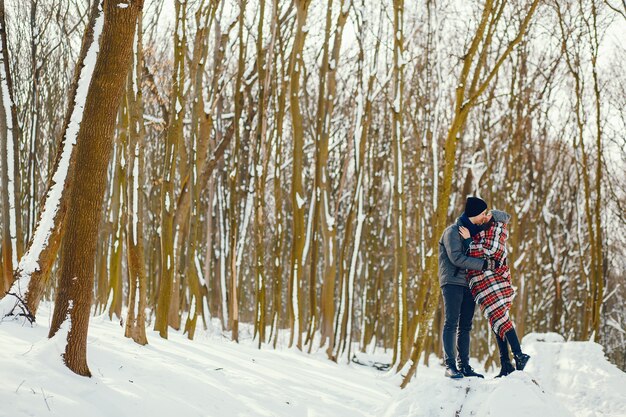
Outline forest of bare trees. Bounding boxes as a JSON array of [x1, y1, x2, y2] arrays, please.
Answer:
[[0, 0, 624, 381]]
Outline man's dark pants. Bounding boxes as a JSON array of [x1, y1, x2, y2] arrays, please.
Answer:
[[442, 284, 476, 368]]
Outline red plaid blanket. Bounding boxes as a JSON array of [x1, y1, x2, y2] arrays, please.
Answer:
[[466, 221, 515, 339]]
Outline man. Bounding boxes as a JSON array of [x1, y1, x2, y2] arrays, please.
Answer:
[[438, 196, 498, 379]]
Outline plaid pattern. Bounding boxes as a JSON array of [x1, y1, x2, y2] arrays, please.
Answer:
[[467, 221, 515, 339]]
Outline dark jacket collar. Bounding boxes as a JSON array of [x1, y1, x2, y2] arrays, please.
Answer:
[[458, 214, 483, 237]]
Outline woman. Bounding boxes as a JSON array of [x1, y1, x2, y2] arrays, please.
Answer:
[[459, 209, 530, 378]]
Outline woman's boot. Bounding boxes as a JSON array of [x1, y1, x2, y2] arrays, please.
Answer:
[[495, 359, 515, 378], [504, 328, 531, 371], [493, 331, 514, 377], [514, 353, 531, 371]]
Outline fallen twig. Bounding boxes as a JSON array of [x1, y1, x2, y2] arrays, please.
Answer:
[[41, 388, 51, 411], [15, 380, 25, 393]]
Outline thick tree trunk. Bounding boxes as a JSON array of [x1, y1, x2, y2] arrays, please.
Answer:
[[48, 0, 143, 377]]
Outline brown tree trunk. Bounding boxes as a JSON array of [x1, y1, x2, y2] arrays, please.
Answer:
[[124, 13, 148, 346], [287, 0, 311, 351], [268, 0, 287, 349], [154, 0, 186, 338], [390, 0, 409, 369], [0, 0, 100, 319], [48, 0, 143, 377], [252, 0, 275, 347], [227, 0, 248, 343], [106, 133, 126, 320], [0, 0, 23, 294], [0, 9, 14, 294], [314, 0, 351, 358]]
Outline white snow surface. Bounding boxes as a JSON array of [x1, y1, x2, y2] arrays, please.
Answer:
[[386, 332, 626, 417], [1, 307, 625, 417]]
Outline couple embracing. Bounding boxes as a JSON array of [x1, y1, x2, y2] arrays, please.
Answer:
[[438, 196, 530, 379]]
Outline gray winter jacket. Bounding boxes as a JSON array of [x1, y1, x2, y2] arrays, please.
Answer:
[[438, 210, 512, 288], [438, 217, 484, 288]]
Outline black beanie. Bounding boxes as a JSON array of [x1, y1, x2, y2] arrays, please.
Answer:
[[464, 197, 487, 217]]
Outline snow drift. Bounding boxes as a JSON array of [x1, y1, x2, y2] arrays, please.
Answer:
[[384, 332, 626, 417]]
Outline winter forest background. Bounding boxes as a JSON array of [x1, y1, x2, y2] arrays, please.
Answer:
[[0, 0, 625, 383]]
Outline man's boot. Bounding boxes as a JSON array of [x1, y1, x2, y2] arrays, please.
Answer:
[[495, 360, 515, 378], [444, 363, 464, 379], [514, 353, 531, 371], [458, 363, 484, 378]]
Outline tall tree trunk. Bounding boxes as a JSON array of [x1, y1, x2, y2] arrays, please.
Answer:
[[154, 0, 186, 339], [253, 0, 275, 347], [106, 133, 126, 319], [124, 13, 148, 345], [48, 0, 144, 377], [25, 0, 41, 243], [391, 0, 409, 369], [0, 0, 20, 294], [310, 0, 334, 355], [0, 0, 100, 319], [181, 1, 218, 340], [588, 0, 604, 342], [228, 0, 248, 343], [315, 0, 354, 358], [555, 0, 604, 341], [287, 0, 311, 351], [269, 0, 287, 348], [333, 5, 378, 361]]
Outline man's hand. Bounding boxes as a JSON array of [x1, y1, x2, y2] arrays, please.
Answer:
[[459, 226, 470, 239]]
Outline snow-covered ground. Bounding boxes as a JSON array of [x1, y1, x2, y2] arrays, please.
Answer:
[[1, 305, 625, 417], [383, 332, 626, 417]]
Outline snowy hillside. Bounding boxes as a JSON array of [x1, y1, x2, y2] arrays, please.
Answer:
[[386, 332, 626, 417], [1, 307, 625, 417]]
